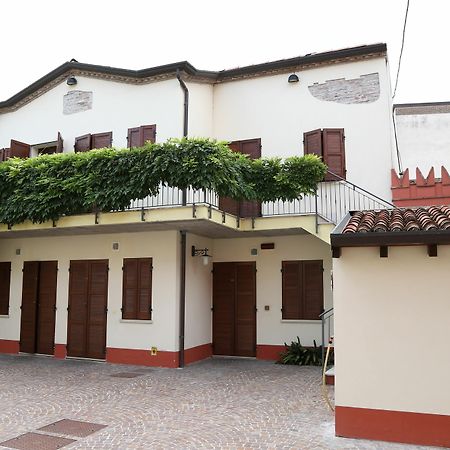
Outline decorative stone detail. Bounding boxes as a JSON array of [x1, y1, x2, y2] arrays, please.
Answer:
[[308, 73, 380, 104], [63, 90, 93, 115]]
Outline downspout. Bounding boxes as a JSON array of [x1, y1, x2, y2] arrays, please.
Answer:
[[176, 69, 189, 368]]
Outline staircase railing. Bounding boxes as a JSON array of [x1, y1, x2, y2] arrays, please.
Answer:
[[263, 170, 395, 226], [319, 307, 334, 366]]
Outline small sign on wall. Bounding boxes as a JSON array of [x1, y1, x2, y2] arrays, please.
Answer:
[[63, 90, 93, 115]]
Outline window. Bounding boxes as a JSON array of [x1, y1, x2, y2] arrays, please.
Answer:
[[127, 125, 156, 148], [74, 131, 112, 152], [0, 262, 11, 315], [304, 128, 346, 180], [282, 260, 323, 320], [218, 138, 262, 218], [122, 258, 153, 320]]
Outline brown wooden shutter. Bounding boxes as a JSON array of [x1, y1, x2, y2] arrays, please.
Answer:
[[127, 127, 140, 148], [56, 132, 64, 153], [10, 139, 30, 158], [20, 261, 40, 353], [74, 134, 91, 152], [0, 148, 8, 162], [303, 129, 323, 158], [0, 262, 11, 315], [141, 125, 156, 144], [122, 258, 152, 320], [238, 139, 262, 218], [323, 128, 346, 180], [219, 141, 242, 216], [91, 131, 112, 149], [219, 139, 262, 218], [137, 258, 152, 320], [282, 261, 301, 320], [302, 260, 324, 320], [282, 260, 323, 320]]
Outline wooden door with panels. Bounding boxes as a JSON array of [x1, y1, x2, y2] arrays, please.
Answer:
[[212, 262, 256, 357], [67, 259, 108, 359], [20, 261, 58, 355], [219, 139, 262, 218]]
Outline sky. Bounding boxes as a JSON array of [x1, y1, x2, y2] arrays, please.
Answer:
[[1, 0, 449, 104]]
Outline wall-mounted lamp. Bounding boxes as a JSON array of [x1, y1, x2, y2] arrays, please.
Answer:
[[288, 73, 299, 83], [191, 245, 212, 266], [66, 76, 77, 86]]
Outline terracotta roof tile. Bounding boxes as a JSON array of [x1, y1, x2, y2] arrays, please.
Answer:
[[343, 206, 450, 234]]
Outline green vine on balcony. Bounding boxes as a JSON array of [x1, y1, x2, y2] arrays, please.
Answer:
[[0, 138, 326, 225]]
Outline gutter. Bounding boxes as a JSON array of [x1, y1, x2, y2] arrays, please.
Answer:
[[176, 69, 189, 368]]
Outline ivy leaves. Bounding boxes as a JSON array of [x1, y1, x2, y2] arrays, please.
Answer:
[[0, 138, 326, 225]]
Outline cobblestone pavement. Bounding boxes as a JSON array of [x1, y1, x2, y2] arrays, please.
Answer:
[[0, 355, 436, 449]]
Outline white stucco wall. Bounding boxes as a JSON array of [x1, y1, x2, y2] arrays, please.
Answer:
[[0, 230, 180, 352], [185, 233, 213, 349], [334, 245, 450, 416], [0, 77, 186, 151], [213, 57, 394, 201], [395, 112, 450, 177], [213, 234, 332, 347]]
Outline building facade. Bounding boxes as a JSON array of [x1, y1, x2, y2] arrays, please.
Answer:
[[0, 43, 395, 367]]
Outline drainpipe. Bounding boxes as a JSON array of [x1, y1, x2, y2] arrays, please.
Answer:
[[176, 69, 189, 368]]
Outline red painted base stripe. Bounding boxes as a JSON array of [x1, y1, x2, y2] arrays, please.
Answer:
[[256, 344, 285, 361], [336, 406, 450, 448], [0, 339, 19, 354], [184, 343, 212, 365], [54, 344, 67, 359], [107, 343, 212, 368]]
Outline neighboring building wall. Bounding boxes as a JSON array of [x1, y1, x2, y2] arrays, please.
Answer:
[[0, 77, 186, 151], [213, 57, 394, 201], [186, 82, 214, 138], [213, 234, 332, 359], [0, 230, 184, 367], [334, 246, 450, 447], [395, 105, 450, 178]]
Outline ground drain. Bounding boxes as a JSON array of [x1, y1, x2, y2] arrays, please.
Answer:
[[0, 432, 75, 450], [38, 419, 107, 438]]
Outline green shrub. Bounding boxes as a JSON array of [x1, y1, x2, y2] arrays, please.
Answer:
[[279, 337, 323, 366], [0, 138, 327, 225]]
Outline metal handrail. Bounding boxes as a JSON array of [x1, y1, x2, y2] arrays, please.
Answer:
[[325, 170, 395, 208], [321, 307, 334, 365]]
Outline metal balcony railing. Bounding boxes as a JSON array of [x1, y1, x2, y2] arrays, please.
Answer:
[[124, 171, 394, 226]]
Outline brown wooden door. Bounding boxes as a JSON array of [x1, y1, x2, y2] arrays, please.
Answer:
[[20, 262, 39, 353], [20, 261, 57, 355], [67, 260, 108, 359], [36, 262, 58, 355], [213, 262, 256, 357]]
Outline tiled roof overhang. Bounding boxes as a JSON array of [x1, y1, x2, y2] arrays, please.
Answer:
[[331, 206, 450, 249], [0, 43, 387, 113]]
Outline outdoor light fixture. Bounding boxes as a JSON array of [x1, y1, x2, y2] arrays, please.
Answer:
[[66, 76, 77, 86], [288, 73, 299, 83], [191, 245, 212, 266]]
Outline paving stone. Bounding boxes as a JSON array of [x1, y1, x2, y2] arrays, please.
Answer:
[[0, 355, 432, 449]]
